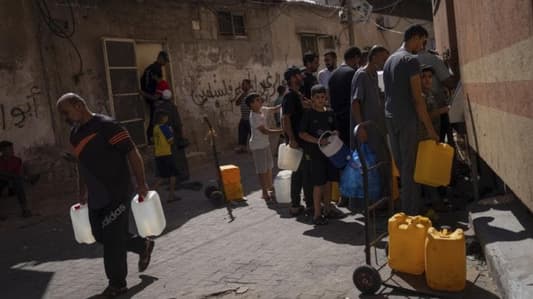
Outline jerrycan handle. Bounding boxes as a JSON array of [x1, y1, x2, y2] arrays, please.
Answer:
[[317, 130, 333, 149]]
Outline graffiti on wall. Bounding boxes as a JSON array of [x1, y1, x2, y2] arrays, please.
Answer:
[[191, 70, 282, 108], [1, 86, 41, 130]]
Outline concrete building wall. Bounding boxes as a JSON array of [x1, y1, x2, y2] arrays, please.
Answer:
[[0, 1, 55, 153], [0, 0, 431, 196], [37, 0, 431, 152], [433, 0, 533, 211]]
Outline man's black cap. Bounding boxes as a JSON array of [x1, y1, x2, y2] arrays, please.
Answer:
[[284, 65, 301, 81]]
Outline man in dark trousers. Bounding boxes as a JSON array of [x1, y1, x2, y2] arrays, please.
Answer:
[[328, 46, 362, 146], [328, 47, 361, 207], [281, 66, 313, 216], [57, 93, 154, 297], [234, 79, 252, 153], [383, 25, 438, 215], [141, 51, 169, 144]]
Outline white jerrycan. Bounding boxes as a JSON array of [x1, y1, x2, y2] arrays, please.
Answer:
[[277, 143, 303, 171], [131, 191, 166, 237], [273, 170, 292, 203], [70, 203, 96, 244]]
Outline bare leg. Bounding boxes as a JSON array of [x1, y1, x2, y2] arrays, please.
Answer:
[[322, 181, 332, 214], [259, 173, 269, 199], [313, 185, 323, 220]]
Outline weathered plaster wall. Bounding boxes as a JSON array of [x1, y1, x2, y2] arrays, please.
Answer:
[[0, 0, 434, 200], [39, 0, 432, 154], [0, 1, 55, 153], [0, 1, 78, 197], [433, 0, 533, 211]]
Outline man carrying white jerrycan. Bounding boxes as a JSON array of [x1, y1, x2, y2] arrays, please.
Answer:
[[57, 93, 155, 298]]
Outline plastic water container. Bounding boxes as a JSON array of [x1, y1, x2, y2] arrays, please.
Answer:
[[131, 191, 166, 238], [70, 203, 96, 244], [425, 228, 466, 291], [414, 140, 455, 187], [318, 131, 351, 169], [223, 182, 244, 201], [331, 181, 340, 202], [277, 144, 303, 171], [388, 213, 432, 275], [274, 170, 292, 203], [219, 164, 241, 185]]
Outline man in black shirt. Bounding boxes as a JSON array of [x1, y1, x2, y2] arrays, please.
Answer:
[[301, 51, 319, 100], [57, 93, 154, 297], [328, 46, 362, 146], [140, 51, 169, 144], [281, 66, 313, 215]]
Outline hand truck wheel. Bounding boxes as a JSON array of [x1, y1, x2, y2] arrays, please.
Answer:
[[205, 185, 223, 200], [353, 265, 382, 295]]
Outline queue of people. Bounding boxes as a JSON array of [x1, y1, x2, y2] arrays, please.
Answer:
[[238, 24, 458, 225]]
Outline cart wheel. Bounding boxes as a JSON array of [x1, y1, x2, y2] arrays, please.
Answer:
[[353, 265, 382, 295], [204, 185, 220, 199]]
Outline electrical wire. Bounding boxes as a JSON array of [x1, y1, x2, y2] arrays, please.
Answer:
[[372, 0, 404, 12], [36, 0, 83, 78], [372, 18, 403, 34]]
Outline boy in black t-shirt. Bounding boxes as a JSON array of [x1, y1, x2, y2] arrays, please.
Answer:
[[299, 85, 339, 225]]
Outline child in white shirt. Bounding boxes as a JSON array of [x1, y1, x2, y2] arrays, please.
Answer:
[[245, 93, 282, 202]]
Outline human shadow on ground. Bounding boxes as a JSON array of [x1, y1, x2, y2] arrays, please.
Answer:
[[0, 151, 255, 299], [85, 274, 158, 299], [302, 219, 366, 246], [358, 271, 500, 299]]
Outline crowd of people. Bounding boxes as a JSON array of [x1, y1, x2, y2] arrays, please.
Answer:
[[0, 23, 459, 296], [239, 24, 459, 225]]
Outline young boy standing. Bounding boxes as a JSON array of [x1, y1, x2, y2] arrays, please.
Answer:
[[299, 85, 339, 225], [245, 93, 282, 201], [153, 110, 181, 202], [419, 65, 449, 140]]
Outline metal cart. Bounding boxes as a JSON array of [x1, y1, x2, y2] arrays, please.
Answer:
[[351, 122, 442, 297], [351, 121, 395, 294], [203, 116, 235, 222]]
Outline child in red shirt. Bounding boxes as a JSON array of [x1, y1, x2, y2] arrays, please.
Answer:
[[0, 140, 38, 218]]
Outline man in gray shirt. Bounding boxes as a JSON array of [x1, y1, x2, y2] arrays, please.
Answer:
[[351, 45, 390, 149], [383, 24, 438, 215]]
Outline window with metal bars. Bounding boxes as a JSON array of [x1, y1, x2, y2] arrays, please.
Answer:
[[217, 11, 247, 37]]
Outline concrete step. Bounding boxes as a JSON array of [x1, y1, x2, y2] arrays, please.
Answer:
[[469, 194, 533, 299]]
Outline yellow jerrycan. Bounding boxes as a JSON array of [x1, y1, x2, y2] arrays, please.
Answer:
[[414, 140, 454, 187], [388, 213, 432, 275], [219, 164, 241, 185], [223, 183, 244, 201], [425, 228, 466, 292]]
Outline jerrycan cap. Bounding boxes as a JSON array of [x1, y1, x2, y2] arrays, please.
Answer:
[[138, 195, 145, 203], [74, 204, 82, 210]]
